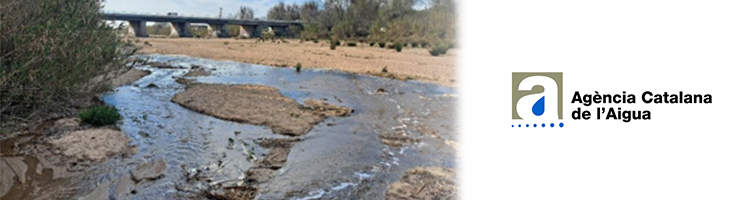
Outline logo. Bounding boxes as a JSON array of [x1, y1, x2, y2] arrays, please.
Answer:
[[512, 72, 563, 120]]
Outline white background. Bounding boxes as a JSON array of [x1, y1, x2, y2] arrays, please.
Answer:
[[460, 0, 750, 199]]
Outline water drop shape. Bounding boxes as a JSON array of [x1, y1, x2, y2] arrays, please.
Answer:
[[532, 96, 545, 116]]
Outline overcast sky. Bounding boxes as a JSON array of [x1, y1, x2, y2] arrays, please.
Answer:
[[103, 0, 309, 18]]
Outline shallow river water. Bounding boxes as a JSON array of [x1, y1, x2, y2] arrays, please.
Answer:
[[1, 54, 456, 200]]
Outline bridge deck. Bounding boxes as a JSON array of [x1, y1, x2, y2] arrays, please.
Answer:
[[102, 13, 302, 26]]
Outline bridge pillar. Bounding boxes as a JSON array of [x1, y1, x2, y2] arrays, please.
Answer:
[[207, 24, 229, 38], [127, 20, 148, 38], [170, 22, 192, 38]]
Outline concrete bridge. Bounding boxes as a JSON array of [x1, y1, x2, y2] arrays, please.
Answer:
[[102, 13, 303, 38]]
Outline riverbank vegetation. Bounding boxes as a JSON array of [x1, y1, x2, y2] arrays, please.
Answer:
[[0, 0, 128, 129], [265, 0, 456, 49]]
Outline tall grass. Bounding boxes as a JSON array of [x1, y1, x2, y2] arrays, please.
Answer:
[[0, 0, 126, 121]]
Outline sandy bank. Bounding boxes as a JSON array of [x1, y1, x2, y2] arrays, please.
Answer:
[[136, 38, 457, 87], [171, 83, 352, 136]]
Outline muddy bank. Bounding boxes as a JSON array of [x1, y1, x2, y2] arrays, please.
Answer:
[[136, 38, 457, 87], [107, 68, 151, 88], [0, 63, 150, 200], [49, 128, 133, 161], [171, 83, 353, 136], [0, 117, 140, 200]]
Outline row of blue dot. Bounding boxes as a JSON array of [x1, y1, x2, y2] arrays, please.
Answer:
[[512, 123, 564, 128]]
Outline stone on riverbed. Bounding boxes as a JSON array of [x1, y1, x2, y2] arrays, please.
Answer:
[[131, 158, 168, 181], [0, 157, 28, 197]]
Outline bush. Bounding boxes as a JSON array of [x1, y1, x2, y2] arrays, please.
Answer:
[[295, 63, 302, 72], [313, 39, 319, 43], [1, 0, 126, 120], [378, 42, 386, 48], [411, 42, 419, 48], [420, 41, 429, 48], [335, 40, 341, 46], [261, 31, 275, 42], [369, 42, 375, 47], [428, 44, 450, 56], [223, 41, 229, 45], [79, 106, 122, 126], [394, 43, 403, 52], [346, 42, 357, 47], [330, 40, 338, 50]]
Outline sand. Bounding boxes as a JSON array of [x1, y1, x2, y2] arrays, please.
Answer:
[[48, 128, 132, 161], [386, 167, 458, 200], [135, 38, 457, 87], [171, 83, 353, 136]]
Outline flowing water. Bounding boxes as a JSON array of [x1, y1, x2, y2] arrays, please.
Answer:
[[0, 54, 457, 200]]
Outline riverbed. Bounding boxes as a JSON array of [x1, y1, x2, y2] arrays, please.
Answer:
[[0, 54, 457, 199]]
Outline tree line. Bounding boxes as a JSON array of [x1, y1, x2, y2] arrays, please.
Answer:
[[238, 0, 456, 45]]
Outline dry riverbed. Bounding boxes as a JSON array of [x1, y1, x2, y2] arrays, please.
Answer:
[[134, 38, 457, 87]]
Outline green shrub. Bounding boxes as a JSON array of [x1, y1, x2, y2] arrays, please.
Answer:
[[429, 48, 440, 56], [428, 44, 449, 56], [295, 63, 302, 72], [335, 40, 341, 46], [378, 42, 386, 48], [330, 40, 338, 50], [346, 42, 357, 47], [369, 42, 375, 47], [79, 106, 122, 126], [411, 42, 419, 48], [0, 0, 126, 120], [313, 39, 319, 43], [394, 43, 403, 52], [261, 31, 275, 42]]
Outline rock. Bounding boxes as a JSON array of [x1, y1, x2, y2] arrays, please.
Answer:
[[131, 159, 167, 181], [146, 83, 159, 88], [258, 148, 289, 169], [0, 157, 27, 197], [1, 157, 27, 184], [113, 175, 136, 198], [79, 181, 111, 200]]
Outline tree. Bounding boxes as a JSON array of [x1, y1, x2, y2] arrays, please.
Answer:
[[300, 1, 321, 23], [267, 2, 301, 21], [237, 6, 254, 20]]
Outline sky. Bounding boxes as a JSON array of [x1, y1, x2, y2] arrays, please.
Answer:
[[102, 0, 310, 18]]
